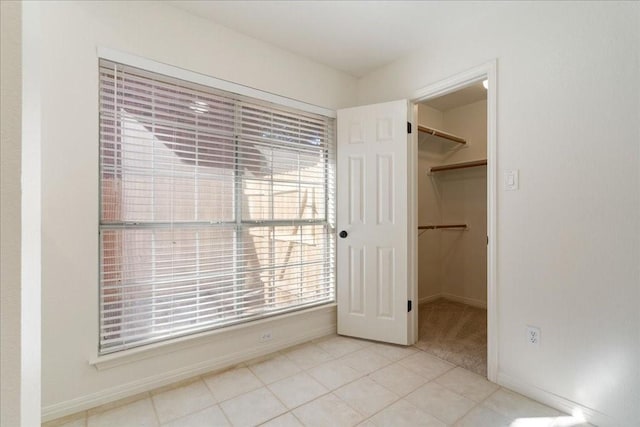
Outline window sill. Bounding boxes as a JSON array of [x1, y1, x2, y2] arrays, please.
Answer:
[[89, 302, 337, 371]]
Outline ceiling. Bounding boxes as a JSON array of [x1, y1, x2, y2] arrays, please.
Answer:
[[421, 81, 487, 112], [168, 1, 493, 77]]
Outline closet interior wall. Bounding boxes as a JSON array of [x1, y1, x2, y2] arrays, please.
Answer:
[[417, 100, 487, 307]]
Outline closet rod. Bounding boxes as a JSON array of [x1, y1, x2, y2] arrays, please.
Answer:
[[418, 125, 467, 145], [430, 159, 487, 173], [418, 224, 467, 230]]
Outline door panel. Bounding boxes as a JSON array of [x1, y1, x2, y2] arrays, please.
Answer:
[[377, 154, 394, 224], [337, 100, 409, 345], [348, 246, 365, 315], [348, 157, 365, 225]]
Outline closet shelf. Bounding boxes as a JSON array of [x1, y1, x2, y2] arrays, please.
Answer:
[[418, 224, 467, 230], [418, 125, 467, 145], [430, 159, 487, 173]]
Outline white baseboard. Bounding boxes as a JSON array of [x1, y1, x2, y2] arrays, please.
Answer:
[[418, 294, 442, 305], [418, 293, 487, 309], [42, 314, 336, 422], [497, 372, 615, 427], [441, 293, 487, 309]]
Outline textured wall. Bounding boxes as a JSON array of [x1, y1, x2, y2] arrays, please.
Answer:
[[1, 1, 23, 425], [359, 3, 640, 425]]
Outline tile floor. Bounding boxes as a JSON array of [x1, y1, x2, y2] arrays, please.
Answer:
[[43, 334, 592, 427]]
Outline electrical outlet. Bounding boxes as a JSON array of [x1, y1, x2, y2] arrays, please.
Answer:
[[260, 331, 273, 342], [526, 326, 540, 346]]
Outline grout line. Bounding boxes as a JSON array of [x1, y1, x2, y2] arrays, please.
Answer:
[[150, 376, 221, 425], [338, 384, 404, 424], [284, 349, 424, 424], [158, 402, 220, 427], [217, 401, 234, 427], [289, 410, 306, 426], [85, 391, 152, 419], [147, 393, 162, 426], [262, 381, 294, 422], [255, 344, 411, 424], [41, 411, 89, 427], [48, 333, 487, 427], [197, 373, 218, 404], [219, 412, 234, 427], [478, 386, 501, 405], [250, 343, 558, 427]]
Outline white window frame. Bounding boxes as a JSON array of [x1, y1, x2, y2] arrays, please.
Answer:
[[96, 48, 337, 357], [98, 48, 336, 119]]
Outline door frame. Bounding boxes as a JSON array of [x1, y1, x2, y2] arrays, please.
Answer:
[[408, 60, 498, 382]]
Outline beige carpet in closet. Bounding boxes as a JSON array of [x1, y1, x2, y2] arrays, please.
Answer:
[[416, 298, 487, 377]]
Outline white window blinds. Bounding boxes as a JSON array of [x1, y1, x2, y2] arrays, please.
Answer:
[[99, 59, 336, 354]]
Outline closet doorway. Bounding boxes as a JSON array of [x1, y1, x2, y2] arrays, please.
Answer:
[[409, 63, 497, 381]]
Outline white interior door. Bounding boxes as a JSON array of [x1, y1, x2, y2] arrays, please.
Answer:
[[336, 100, 410, 345]]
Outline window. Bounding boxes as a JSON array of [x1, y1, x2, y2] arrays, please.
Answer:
[[99, 59, 335, 354]]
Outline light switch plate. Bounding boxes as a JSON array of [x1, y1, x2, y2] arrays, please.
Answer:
[[504, 169, 519, 191]]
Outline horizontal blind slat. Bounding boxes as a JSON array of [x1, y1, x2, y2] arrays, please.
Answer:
[[101, 283, 336, 321], [99, 299, 334, 352]]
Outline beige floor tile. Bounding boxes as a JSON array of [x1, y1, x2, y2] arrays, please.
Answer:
[[405, 382, 475, 424], [42, 412, 87, 427], [203, 367, 263, 402], [59, 421, 85, 427], [292, 393, 363, 427], [219, 387, 286, 427], [369, 399, 446, 427], [68, 321, 585, 427], [307, 359, 363, 390], [160, 405, 230, 427], [334, 377, 398, 417], [368, 342, 417, 362], [507, 415, 591, 427], [282, 342, 334, 370], [547, 416, 594, 427], [434, 366, 498, 402], [87, 398, 158, 427], [315, 335, 367, 358], [249, 354, 302, 384], [453, 405, 510, 427], [87, 392, 151, 417], [267, 372, 328, 409], [152, 379, 215, 423], [43, 418, 86, 427], [368, 362, 429, 396], [482, 388, 562, 420], [339, 348, 393, 375], [259, 412, 303, 427], [398, 351, 454, 380]]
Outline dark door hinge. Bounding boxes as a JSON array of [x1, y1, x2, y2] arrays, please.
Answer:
[[407, 122, 412, 134], [408, 300, 412, 312]]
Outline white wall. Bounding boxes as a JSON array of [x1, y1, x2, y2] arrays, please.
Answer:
[[441, 100, 487, 166], [2, 3, 43, 425], [359, 3, 640, 426], [417, 105, 444, 301], [34, 1, 356, 420], [417, 101, 487, 307], [418, 104, 444, 130], [1, 2, 23, 425], [439, 101, 487, 306]]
